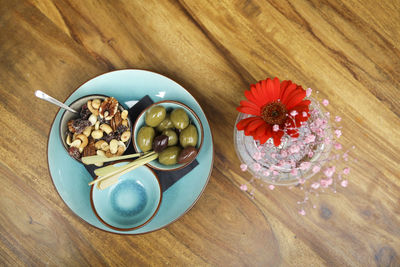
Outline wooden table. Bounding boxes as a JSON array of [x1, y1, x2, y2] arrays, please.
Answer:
[[1, 1, 399, 266]]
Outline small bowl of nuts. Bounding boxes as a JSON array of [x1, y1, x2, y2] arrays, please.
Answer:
[[133, 100, 204, 171], [59, 95, 132, 164]]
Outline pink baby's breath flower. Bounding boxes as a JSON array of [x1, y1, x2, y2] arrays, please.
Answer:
[[240, 184, 248, 191], [334, 143, 342, 150], [253, 152, 262, 160], [320, 179, 329, 188], [300, 162, 311, 170], [306, 88, 312, 97], [289, 145, 300, 154], [252, 163, 261, 171], [343, 167, 350, 175], [299, 209, 306, 216], [335, 116, 342, 122], [298, 178, 305, 184], [272, 124, 279, 132], [280, 150, 288, 157], [335, 129, 342, 138], [305, 134, 316, 144], [268, 184, 275, 190], [272, 170, 279, 176], [290, 168, 298, 176], [263, 170, 270, 176], [324, 166, 336, 178], [308, 151, 314, 158], [311, 182, 320, 189], [312, 165, 321, 173], [240, 164, 248, 171], [322, 99, 329, 106], [302, 111, 308, 117], [341, 180, 348, 187]]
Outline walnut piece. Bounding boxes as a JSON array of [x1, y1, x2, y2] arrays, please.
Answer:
[[99, 97, 118, 120]]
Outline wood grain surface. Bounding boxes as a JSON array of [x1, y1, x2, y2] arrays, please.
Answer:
[[1, 0, 399, 266]]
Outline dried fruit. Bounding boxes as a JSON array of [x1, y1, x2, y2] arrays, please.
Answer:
[[68, 147, 81, 160], [72, 119, 91, 134], [117, 125, 128, 134], [80, 104, 91, 120]]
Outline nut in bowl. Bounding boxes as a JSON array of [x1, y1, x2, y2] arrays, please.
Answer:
[[133, 100, 204, 171], [59, 95, 132, 164]]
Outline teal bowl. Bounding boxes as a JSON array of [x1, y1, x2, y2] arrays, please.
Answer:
[[132, 100, 204, 171], [90, 164, 162, 231]]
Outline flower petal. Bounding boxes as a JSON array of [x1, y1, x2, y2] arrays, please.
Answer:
[[236, 117, 258, 130], [254, 123, 267, 138], [273, 77, 281, 100], [244, 90, 262, 106], [266, 78, 279, 101], [246, 118, 265, 132], [237, 106, 260, 116], [281, 84, 299, 104], [272, 130, 284, 146], [285, 89, 307, 110]]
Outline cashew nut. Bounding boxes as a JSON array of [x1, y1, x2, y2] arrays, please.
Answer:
[[76, 134, 89, 148], [120, 131, 131, 143], [96, 150, 106, 156], [83, 126, 92, 137], [116, 146, 125, 156], [109, 139, 119, 154], [88, 114, 97, 125], [66, 134, 72, 146], [70, 139, 82, 148], [105, 150, 115, 158], [121, 110, 128, 120], [91, 130, 103, 140], [87, 100, 99, 116], [118, 141, 126, 149], [121, 119, 129, 127], [95, 121, 100, 130], [95, 150, 106, 166], [92, 99, 101, 110], [100, 124, 113, 135], [95, 140, 107, 150]]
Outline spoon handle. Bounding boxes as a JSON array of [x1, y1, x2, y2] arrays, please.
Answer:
[[34, 90, 78, 113]]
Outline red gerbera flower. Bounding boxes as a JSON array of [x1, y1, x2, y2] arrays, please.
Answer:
[[236, 77, 311, 146]]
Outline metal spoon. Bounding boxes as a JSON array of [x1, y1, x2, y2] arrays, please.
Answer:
[[34, 90, 78, 114]]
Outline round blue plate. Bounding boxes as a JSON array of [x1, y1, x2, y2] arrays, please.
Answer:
[[47, 69, 214, 234]]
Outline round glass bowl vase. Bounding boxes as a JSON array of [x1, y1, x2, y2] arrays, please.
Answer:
[[233, 99, 332, 186]]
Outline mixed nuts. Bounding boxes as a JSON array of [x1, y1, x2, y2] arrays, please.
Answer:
[[65, 97, 131, 164], [137, 104, 199, 166]]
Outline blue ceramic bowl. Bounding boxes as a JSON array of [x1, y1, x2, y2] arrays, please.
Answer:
[[59, 94, 132, 161], [90, 164, 162, 231], [133, 100, 204, 171]]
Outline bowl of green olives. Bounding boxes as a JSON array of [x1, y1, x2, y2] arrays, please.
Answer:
[[133, 100, 204, 171]]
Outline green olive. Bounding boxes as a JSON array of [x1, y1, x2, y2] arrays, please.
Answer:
[[158, 146, 181, 165], [179, 124, 198, 148], [145, 105, 166, 127], [137, 126, 155, 152], [170, 108, 189, 130], [162, 129, 178, 146], [156, 115, 174, 131]]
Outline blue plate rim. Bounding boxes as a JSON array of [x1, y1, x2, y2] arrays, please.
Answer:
[[46, 68, 214, 235]]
